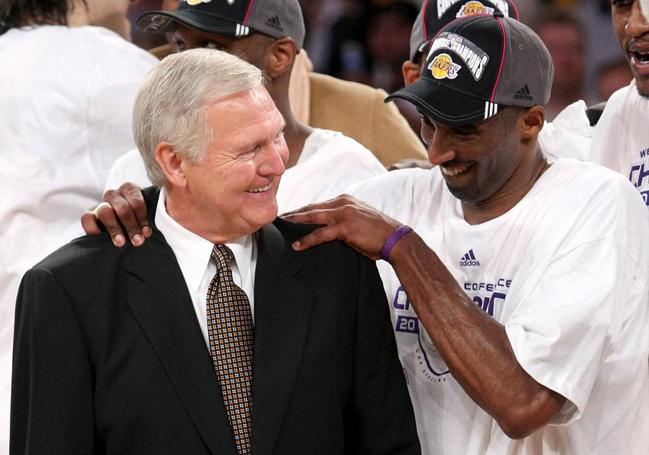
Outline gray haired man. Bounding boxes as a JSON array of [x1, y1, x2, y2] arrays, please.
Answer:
[[10, 49, 420, 455]]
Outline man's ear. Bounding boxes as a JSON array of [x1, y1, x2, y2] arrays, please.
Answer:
[[518, 105, 545, 143], [402, 60, 422, 86], [265, 37, 297, 79], [155, 142, 188, 187]]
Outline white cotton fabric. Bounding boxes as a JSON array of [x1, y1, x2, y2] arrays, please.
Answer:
[[348, 159, 649, 455], [155, 188, 257, 346], [0, 25, 156, 454], [105, 128, 387, 211], [276, 128, 387, 211], [539, 100, 593, 162], [591, 83, 649, 208]]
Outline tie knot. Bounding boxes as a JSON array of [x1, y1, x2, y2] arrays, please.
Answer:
[[211, 244, 234, 272]]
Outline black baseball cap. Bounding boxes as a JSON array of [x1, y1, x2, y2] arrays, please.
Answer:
[[410, 0, 520, 62], [388, 14, 553, 126], [137, 0, 306, 50]]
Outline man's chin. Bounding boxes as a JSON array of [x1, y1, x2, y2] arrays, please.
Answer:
[[632, 75, 649, 99], [446, 182, 480, 204], [637, 84, 649, 99]]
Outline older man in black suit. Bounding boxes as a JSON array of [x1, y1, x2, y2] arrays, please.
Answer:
[[10, 49, 420, 455]]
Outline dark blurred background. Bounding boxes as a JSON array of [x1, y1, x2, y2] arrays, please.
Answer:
[[128, 0, 630, 123]]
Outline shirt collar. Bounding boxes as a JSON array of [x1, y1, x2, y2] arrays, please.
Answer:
[[154, 187, 253, 292]]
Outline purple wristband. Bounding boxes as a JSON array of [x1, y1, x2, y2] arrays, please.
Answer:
[[380, 225, 413, 262]]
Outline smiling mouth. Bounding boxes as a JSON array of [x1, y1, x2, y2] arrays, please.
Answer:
[[247, 183, 272, 193], [440, 163, 473, 177], [631, 51, 649, 65], [628, 41, 649, 66]]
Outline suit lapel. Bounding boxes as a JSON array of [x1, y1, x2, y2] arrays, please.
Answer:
[[124, 192, 237, 455], [251, 222, 312, 455]]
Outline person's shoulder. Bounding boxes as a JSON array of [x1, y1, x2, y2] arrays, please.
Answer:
[[350, 167, 441, 198], [552, 157, 629, 182], [271, 218, 359, 262], [308, 72, 385, 101], [548, 159, 643, 208], [607, 83, 635, 106], [347, 167, 445, 220], [306, 128, 386, 170], [72, 26, 157, 68], [598, 83, 639, 122], [309, 128, 370, 154], [31, 233, 132, 279]]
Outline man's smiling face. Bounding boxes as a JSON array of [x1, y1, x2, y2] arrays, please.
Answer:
[[420, 108, 522, 205], [611, 0, 649, 96]]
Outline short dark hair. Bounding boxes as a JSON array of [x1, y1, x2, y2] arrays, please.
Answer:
[[0, 0, 84, 29]]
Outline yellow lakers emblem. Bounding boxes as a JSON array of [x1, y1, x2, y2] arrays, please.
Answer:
[[429, 53, 462, 80], [457, 1, 495, 17], [185, 0, 214, 5]]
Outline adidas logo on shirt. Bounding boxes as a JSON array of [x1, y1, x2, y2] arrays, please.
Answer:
[[513, 84, 533, 101], [459, 249, 480, 267]]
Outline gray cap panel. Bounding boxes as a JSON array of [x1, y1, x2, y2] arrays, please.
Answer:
[[493, 19, 553, 107], [248, 0, 305, 49]]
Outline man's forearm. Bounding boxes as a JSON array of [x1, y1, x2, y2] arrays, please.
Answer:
[[390, 233, 566, 438]]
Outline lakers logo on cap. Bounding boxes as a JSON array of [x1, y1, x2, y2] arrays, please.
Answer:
[[457, 1, 495, 17], [429, 53, 462, 80], [185, 0, 234, 5]]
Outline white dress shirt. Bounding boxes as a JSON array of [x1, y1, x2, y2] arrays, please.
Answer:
[[155, 188, 257, 349]]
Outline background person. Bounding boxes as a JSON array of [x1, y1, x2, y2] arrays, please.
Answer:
[[590, 0, 649, 208], [0, 1, 156, 452]]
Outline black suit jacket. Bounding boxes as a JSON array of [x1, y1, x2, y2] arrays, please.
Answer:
[[11, 190, 420, 455]]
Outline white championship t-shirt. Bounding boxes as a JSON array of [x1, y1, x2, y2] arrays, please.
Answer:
[[105, 128, 387, 212], [0, 25, 156, 454], [591, 83, 649, 208], [349, 159, 649, 455]]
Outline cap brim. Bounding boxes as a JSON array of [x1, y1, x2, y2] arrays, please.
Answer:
[[386, 78, 492, 127], [136, 9, 239, 35]]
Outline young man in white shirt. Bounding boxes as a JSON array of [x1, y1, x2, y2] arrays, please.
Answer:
[[0, 1, 156, 452], [286, 14, 649, 455], [591, 0, 649, 208]]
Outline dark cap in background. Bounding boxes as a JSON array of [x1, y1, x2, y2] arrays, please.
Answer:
[[409, 0, 520, 62], [389, 14, 553, 126], [137, 0, 306, 50]]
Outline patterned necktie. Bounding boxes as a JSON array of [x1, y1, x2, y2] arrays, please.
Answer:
[[206, 244, 254, 454]]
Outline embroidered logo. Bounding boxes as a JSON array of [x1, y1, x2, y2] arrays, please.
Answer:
[[429, 32, 489, 81], [457, 1, 495, 17], [429, 53, 462, 80], [265, 15, 283, 32], [438, 0, 510, 18], [513, 84, 533, 101], [185, 0, 234, 5], [459, 249, 480, 267]]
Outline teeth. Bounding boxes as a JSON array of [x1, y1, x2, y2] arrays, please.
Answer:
[[633, 52, 649, 64], [248, 184, 271, 193], [441, 163, 471, 176]]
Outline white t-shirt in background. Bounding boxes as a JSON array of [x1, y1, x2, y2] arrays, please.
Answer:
[[591, 83, 649, 208], [105, 128, 387, 212], [349, 159, 649, 455], [277, 128, 386, 211], [0, 25, 156, 455]]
